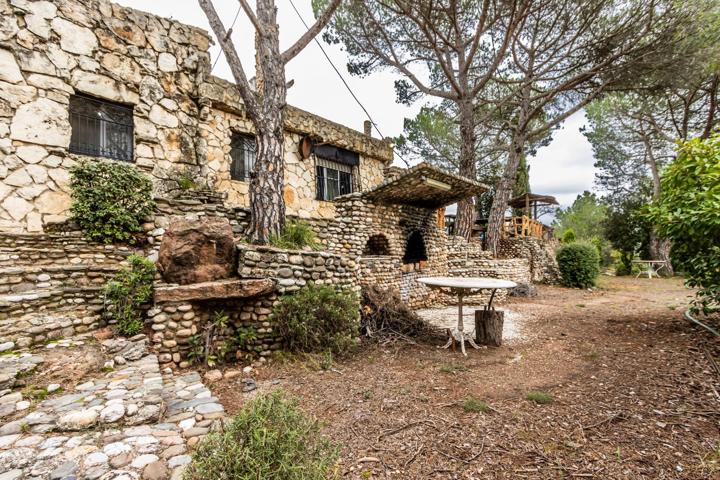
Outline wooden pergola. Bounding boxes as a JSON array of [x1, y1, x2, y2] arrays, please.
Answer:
[[504, 193, 559, 239], [508, 193, 559, 220]]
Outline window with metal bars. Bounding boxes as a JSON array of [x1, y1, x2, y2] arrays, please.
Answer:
[[230, 132, 256, 181], [69, 94, 134, 162], [316, 157, 354, 201]]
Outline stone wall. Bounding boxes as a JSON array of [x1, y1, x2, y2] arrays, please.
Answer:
[[0, 0, 393, 233], [498, 237, 560, 284], [147, 295, 280, 369], [0, 0, 211, 232]]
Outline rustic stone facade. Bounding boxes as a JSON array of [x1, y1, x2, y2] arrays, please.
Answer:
[[498, 237, 560, 284], [0, 0, 392, 233]]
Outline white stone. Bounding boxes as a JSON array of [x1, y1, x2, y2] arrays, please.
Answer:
[[131, 454, 159, 469], [26, 164, 47, 183], [103, 442, 131, 456], [15, 145, 47, 164], [0, 49, 23, 83], [26, 73, 74, 93], [47, 44, 76, 71], [0, 434, 20, 449], [2, 195, 33, 221], [15, 50, 55, 75], [70, 70, 138, 104], [47, 383, 60, 392], [168, 455, 191, 468], [26, 211, 42, 232], [10, 98, 71, 147], [25, 1, 57, 39], [100, 403, 125, 423], [15, 400, 30, 411], [4, 167, 32, 187], [178, 418, 195, 431], [0, 341, 14, 352], [149, 105, 178, 128], [17, 185, 46, 200], [48, 168, 71, 189], [0, 83, 37, 109], [51, 17, 97, 55], [84, 451, 108, 467], [57, 409, 98, 430], [0, 469, 22, 480], [0, 15, 20, 42], [158, 52, 178, 72]]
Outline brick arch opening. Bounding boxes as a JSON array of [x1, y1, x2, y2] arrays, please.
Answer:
[[363, 234, 391, 256], [403, 230, 427, 264]]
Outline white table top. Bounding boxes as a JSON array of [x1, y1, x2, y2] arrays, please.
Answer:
[[418, 276, 517, 290]]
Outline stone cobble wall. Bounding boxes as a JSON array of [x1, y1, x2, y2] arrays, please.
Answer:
[[0, 264, 118, 294], [147, 295, 280, 368], [237, 244, 359, 294], [0, 0, 211, 232], [498, 237, 560, 284]]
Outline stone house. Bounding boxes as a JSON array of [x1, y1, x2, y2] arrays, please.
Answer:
[[0, 0, 393, 233]]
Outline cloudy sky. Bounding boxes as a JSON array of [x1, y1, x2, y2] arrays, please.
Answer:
[[115, 0, 596, 208]]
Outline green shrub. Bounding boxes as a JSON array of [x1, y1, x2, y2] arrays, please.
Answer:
[[70, 160, 155, 244], [104, 254, 156, 336], [556, 242, 600, 288], [184, 390, 339, 480], [462, 397, 490, 413], [647, 135, 720, 315], [561, 228, 576, 244], [269, 220, 319, 250], [271, 284, 359, 354]]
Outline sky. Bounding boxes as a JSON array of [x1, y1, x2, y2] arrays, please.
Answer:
[[115, 0, 597, 209]]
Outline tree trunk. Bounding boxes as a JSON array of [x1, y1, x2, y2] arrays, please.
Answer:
[[475, 309, 504, 347], [486, 140, 523, 255], [645, 147, 673, 275], [247, 0, 287, 244], [454, 98, 477, 240]]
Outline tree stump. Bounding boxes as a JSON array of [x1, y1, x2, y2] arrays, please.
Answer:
[[475, 309, 504, 347]]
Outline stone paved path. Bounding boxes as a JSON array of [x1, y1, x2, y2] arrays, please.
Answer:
[[0, 342, 224, 479]]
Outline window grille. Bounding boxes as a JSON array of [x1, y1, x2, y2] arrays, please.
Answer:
[[316, 157, 354, 201], [230, 133, 257, 181], [69, 94, 134, 162]]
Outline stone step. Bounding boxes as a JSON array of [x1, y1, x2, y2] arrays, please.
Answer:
[[0, 245, 133, 267], [0, 264, 120, 294], [0, 287, 104, 318]]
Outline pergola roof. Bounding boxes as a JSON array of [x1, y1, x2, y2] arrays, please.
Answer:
[[508, 193, 559, 208], [363, 162, 489, 209]]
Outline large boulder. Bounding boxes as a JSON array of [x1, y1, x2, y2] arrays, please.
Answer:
[[158, 217, 236, 285]]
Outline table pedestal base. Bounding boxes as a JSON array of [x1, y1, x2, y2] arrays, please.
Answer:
[[440, 329, 482, 356]]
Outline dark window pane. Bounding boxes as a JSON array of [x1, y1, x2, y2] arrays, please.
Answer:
[[69, 94, 134, 162], [316, 165, 325, 200], [316, 159, 354, 201], [230, 133, 256, 181]]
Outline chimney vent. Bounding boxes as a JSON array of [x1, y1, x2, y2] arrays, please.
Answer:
[[363, 120, 372, 136]]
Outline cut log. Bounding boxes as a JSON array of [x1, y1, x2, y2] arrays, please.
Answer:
[[475, 309, 504, 347]]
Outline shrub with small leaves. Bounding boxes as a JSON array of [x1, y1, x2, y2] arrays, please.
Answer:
[[70, 160, 155, 244], [272, 284, 359, 354], [184, 390, 340, 480], [561, 228, 577, 243], [104, 254, 156, 336], [556, 242, 600, 289], [269, 220, 319, 250]]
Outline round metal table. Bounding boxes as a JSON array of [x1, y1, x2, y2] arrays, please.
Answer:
[[418, 277, 517, 355]]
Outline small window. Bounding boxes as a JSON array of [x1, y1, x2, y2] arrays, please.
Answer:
[[230, 133, 256, 181], [316, 158, 354, 201], [363, 234, 390, 256], [69, 94, 134, 162]]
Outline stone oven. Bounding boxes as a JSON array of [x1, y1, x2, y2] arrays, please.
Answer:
[[402, 230, 427, 271]]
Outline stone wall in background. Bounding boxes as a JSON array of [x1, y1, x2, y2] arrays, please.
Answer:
[[0, 0, 211, 232], [498, 237, 560, 284]]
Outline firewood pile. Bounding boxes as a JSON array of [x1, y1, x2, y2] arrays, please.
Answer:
[[360, 286, 443, 343]]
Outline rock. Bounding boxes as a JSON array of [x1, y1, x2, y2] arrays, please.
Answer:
[[154, 278, 275, 302], [131, 454, 159, 469], [49, 460, 77, 479], [57, 409, 98, 431], [203, 370, 222, 383], [47, 383, 61, 393], [242, 378, 257, 393], [143, 460, 168, 480], [35, 190, 70, 215], [0, 342, 14, 353], [167, 454, 191, 469], [0, 49, 22, 84], [157, 53, 178, 72], [223, 369, 242, 380], [84, 451, 108, 467], [51, 17, 97, 55], [9, 97, 70, 147], [157, 217, 236, 285], [100, 403, 125, 423], [0, 469, 23, 480], [149, 104, 178, 128], [242, 366, 253, 375]]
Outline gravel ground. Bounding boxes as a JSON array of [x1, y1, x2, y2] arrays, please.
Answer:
[[416, 305, 526, 343]]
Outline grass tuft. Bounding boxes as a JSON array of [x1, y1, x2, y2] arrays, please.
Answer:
[[462, 397, 490, 413], [439, 363, 468, 375], [526, 391, 554, 404]]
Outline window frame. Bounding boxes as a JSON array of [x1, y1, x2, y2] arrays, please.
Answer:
[[68, 93, 134, 162], [229, 132, 257, 182], [316, 157, 355, 201]]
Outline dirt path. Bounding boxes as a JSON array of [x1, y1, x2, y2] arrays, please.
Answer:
[[213, 277, 720, 479]]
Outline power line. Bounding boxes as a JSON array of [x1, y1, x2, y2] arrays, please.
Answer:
[[211, 4, 242, 73], [286, 0, 410, 167]]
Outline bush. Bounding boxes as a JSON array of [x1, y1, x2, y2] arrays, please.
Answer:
[[272, 284, 359, 354], [556, 242, 600, 288], [70, 160, 155, 244], [269, 220, 319, 250], [561, 228, 576, 243], [104, 254, 156, 336], [647, 135, 720, 315], [526, 391, 554, 404], [184, 390, 339, 480]]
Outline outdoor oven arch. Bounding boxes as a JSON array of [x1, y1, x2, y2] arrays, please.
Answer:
[[363, 234, 391, 256], [403, 230, 428, 265]]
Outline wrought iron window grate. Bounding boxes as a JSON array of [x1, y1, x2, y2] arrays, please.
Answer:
[[69, 94, 134, 162], [316, 157, 354, 201], [230, 133, 257, 181]]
